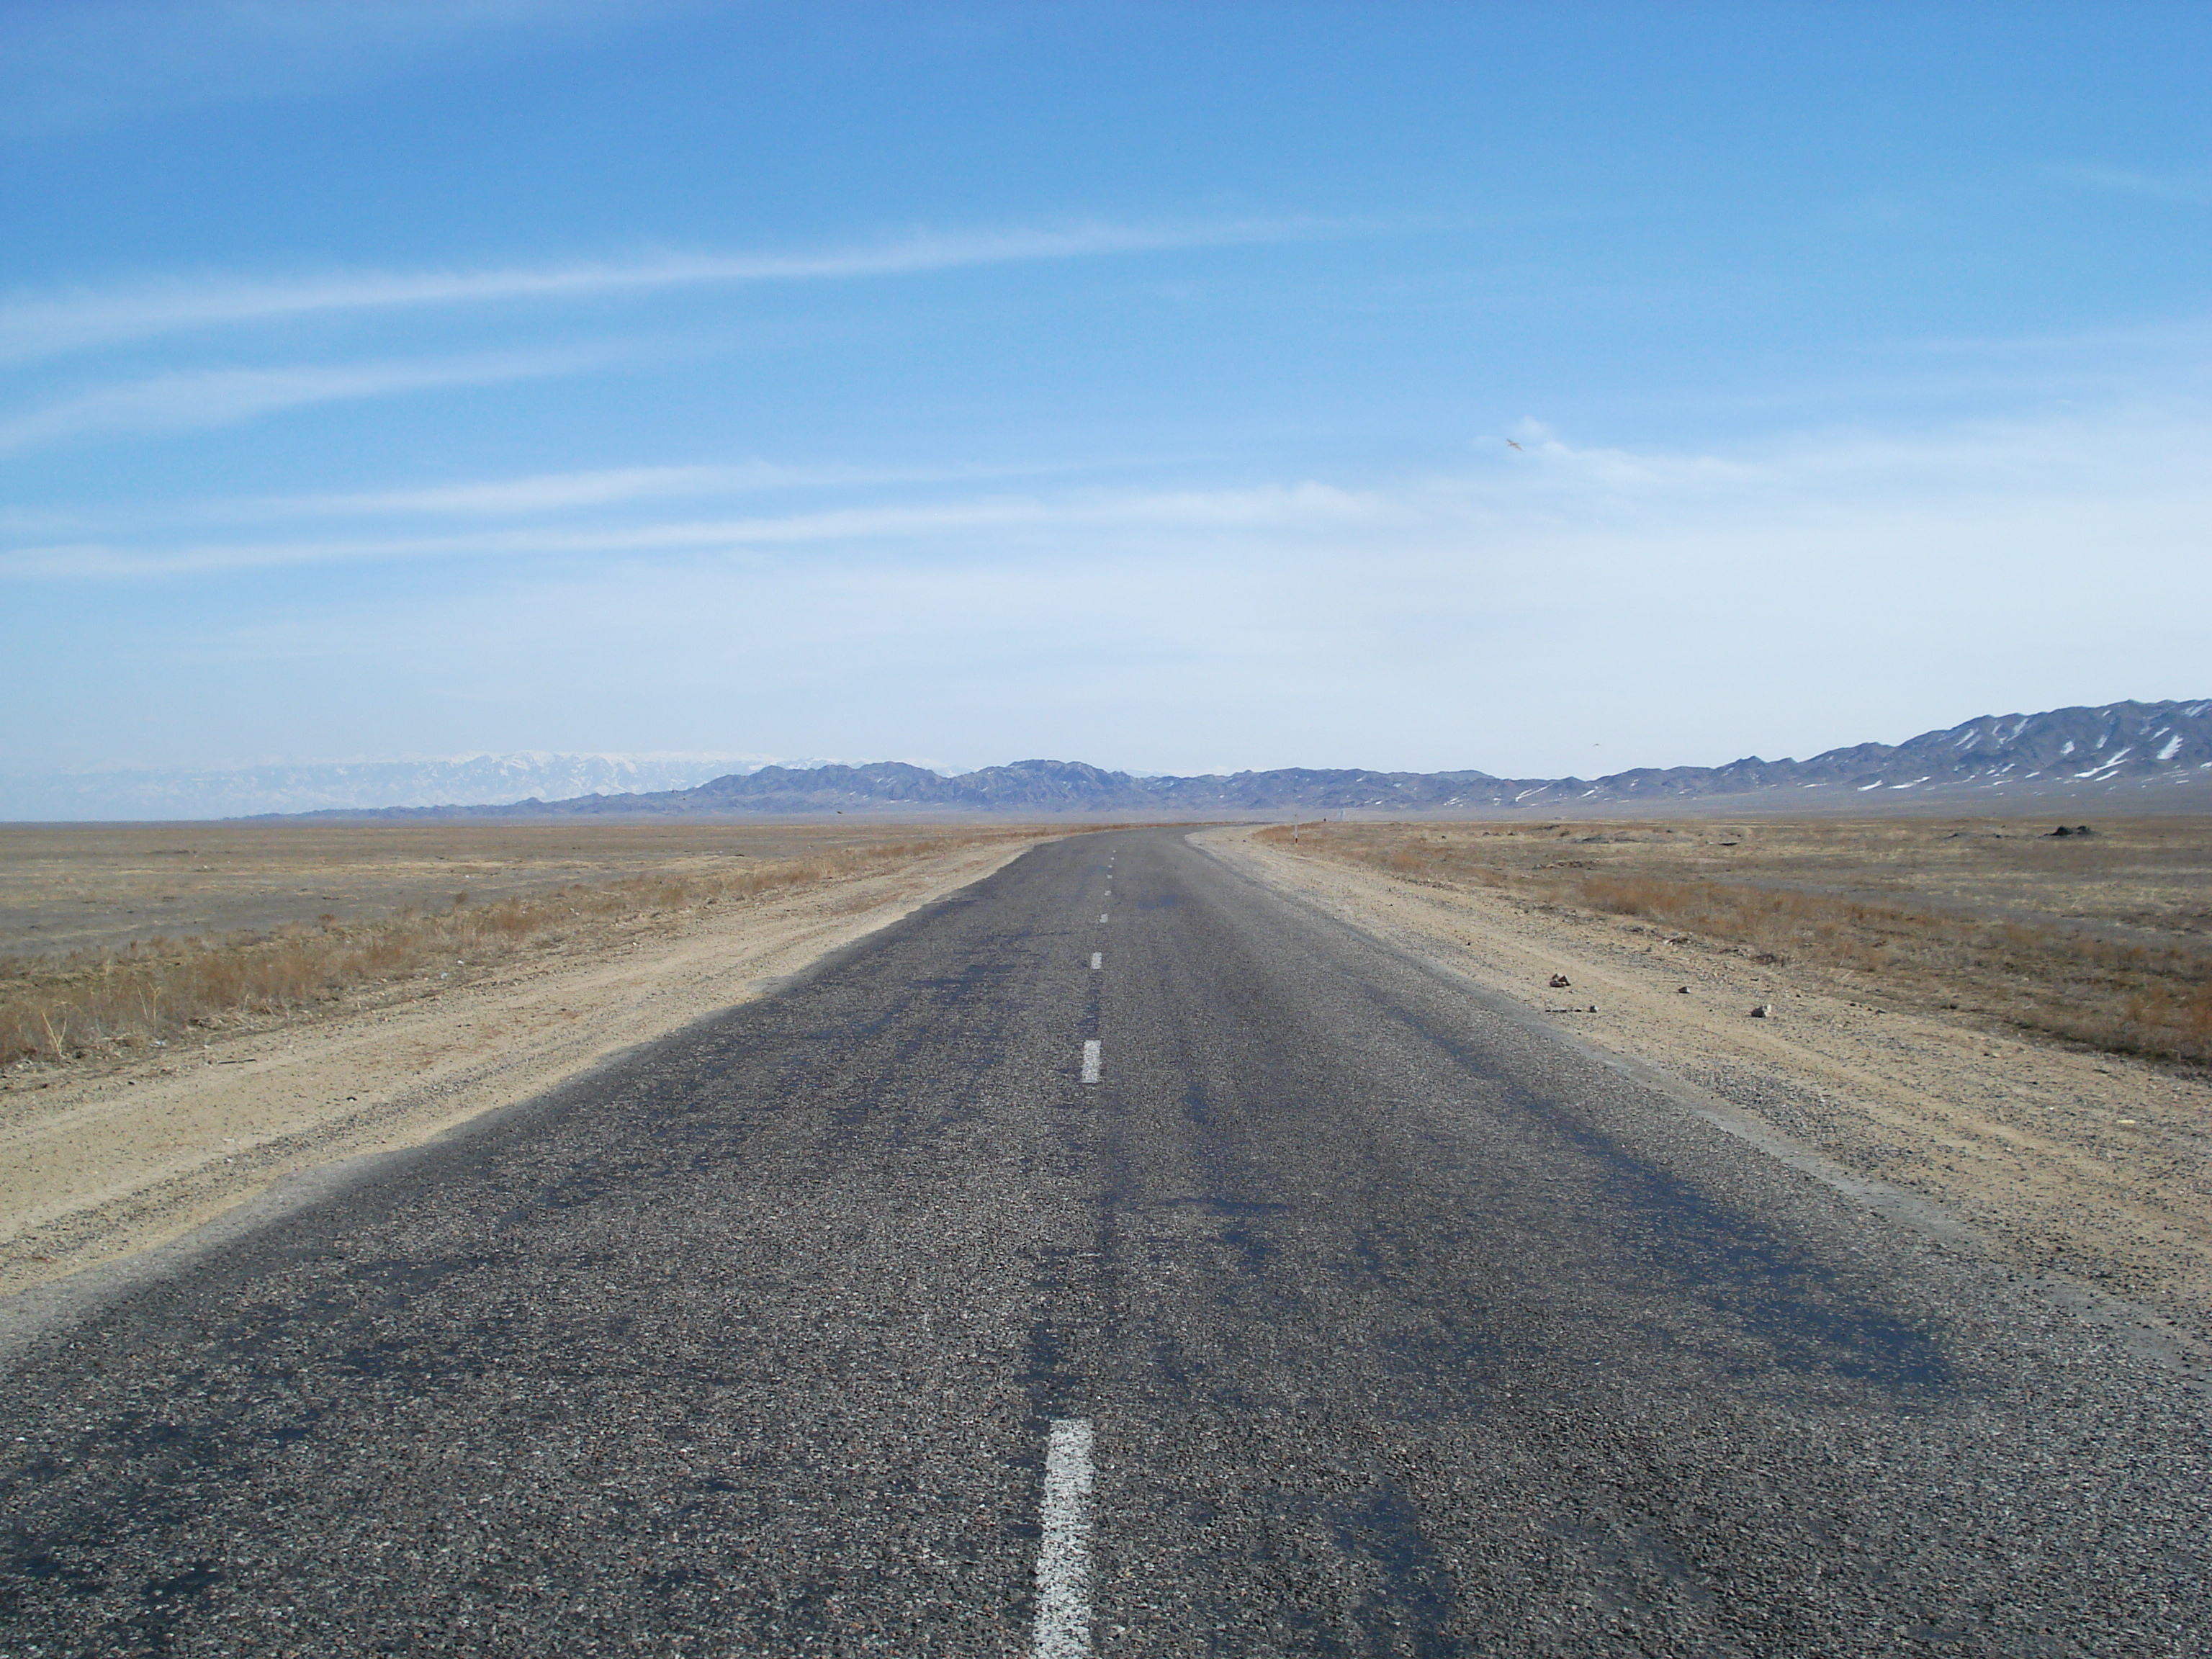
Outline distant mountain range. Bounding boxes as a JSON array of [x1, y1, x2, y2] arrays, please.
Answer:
[[0, 752, 779, 822], [240, 698, 2211, 821]]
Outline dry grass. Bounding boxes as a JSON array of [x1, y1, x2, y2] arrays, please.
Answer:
[[0, 818, 1028, 960], [1260, 817, 2212, 1066], [0, 831, 1051, 1066]]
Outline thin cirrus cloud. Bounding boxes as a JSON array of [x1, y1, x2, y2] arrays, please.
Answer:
[[0, 458, 1133, 538], [12, 400, 2210, 584], [0, 345, 619, 455], [0, 218, 1348, 364], [250, 459, 1091, 518], [0, 483, 1387, 580]]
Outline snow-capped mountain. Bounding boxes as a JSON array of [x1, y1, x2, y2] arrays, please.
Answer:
[[0, 753, 784, 821], [495, 698, 2208, 814], [1516, 698, 2212, 806]]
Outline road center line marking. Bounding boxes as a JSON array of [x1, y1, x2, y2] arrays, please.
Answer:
[[1033, 1419, 1096, 1659], [1098, 913, 1108, 924], [1081, 1040, 1102, 1084], [1090, 953, 1102, 970]]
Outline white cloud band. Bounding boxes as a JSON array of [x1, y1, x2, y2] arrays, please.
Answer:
[[0, 218, 1340, 364], [0, 346, 617, 454]]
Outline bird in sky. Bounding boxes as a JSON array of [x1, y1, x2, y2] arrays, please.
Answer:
[[1506, 439, 1524, 451]]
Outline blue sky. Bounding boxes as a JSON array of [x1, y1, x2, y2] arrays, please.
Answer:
[[4, 1, 2208, 783]]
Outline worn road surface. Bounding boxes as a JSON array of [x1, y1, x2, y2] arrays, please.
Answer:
[[2, 829, 2207, 1655]]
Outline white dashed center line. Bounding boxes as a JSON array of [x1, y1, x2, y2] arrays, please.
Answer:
[[1033, 1419, 1096, 1659], [1080, 1040, 1102, 1084], [1098, 914, 1109, 924], [1090, 953, 1102, 970]]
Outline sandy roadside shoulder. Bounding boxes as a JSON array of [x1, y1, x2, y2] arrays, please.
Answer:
[[1201, 826, 2212, 1354], [0, 836, 1048, 1299]]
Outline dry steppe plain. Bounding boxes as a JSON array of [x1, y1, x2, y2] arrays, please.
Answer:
[[0, 819, 969, 958], [1262, 812, 2212, 1061]]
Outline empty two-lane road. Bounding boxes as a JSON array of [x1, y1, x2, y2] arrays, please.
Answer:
[[2, 829, 2206, 1655]]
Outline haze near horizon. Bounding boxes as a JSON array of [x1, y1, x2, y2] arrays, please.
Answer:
[[5, 2, 2208, 783]]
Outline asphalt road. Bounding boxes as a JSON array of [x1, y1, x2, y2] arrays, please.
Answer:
[[2, 828, 2207, 1656]]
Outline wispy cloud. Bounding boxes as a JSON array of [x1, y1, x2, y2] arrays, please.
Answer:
[[11, 395, 2211, 580], [12, 407, 2208, 779], [0, 346, 616, 454], [0, 219, 1344, 364], [0, 454, 1157, 537], [251, 459, 1074, 518], [0, 483, 1385, 580]]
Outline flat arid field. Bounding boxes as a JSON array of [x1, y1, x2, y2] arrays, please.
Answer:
[[0, 821, 1065, 1298], [0, 819, 986, 959], [1220, 812, 2212, 1346]]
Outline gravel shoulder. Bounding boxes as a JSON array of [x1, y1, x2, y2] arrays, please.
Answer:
[[0, 835, 1045, 1296], [1208, 825, 2212, 1351]]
